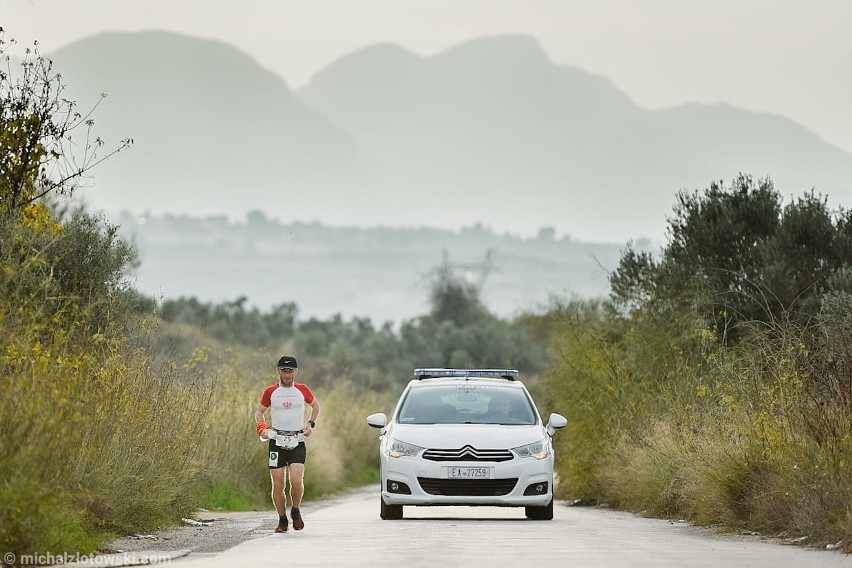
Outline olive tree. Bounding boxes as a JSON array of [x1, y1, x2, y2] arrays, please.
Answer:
[[611, 174, 852, 340]]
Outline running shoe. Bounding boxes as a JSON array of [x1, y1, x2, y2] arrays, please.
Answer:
[[291, 507, 304, 531]]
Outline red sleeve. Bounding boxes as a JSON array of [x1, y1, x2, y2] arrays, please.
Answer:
[[260, 384, 278, 407], [294, 383, 314, 404]]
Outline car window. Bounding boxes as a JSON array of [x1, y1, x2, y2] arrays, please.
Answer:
[[397, 385, 536, 425]]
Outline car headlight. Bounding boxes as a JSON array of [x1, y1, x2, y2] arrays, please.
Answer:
[[387, 439, 424, 458], [512, 439, 549, 460]]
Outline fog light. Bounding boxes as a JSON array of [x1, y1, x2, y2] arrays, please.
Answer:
[[523, 481, 549, 495], [386, 480, 412, 494]]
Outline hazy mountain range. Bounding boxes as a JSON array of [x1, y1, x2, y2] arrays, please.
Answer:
[[49, 31, 852, 244], [38, 30, 852, 321]]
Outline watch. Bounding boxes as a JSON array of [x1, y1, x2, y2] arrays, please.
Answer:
[[308, 420, 316, 428]]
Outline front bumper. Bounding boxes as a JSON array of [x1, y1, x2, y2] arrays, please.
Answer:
[[380, 453, 554, 507]]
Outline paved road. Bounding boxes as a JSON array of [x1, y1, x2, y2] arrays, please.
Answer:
[[171, 487, 849, 568]]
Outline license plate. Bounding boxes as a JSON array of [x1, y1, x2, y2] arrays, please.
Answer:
[[448, 467, 490, 479]]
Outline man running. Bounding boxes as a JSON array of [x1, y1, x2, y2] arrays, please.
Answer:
[[255, 355, 321, 533]]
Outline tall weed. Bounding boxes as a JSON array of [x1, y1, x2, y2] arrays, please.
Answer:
[[1, 211, 213, 554], [176, 339, 394, 511], [547, 294, 851, 548]]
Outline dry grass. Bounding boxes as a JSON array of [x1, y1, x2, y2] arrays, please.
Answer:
[[0, 316, 213, 553], [153, 332, 393, 512], [548, 298, 852, 550]]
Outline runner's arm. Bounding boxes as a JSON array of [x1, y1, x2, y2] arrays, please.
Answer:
[[255, 404, 269, 428], [304, 398, 320, 436]]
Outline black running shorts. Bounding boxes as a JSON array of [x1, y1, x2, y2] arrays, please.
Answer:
[[268, 440, 307, 469]]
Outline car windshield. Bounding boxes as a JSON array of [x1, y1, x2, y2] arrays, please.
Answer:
[[397, 384, 537, 425]]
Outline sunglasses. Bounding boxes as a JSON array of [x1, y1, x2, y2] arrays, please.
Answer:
[[277, 367, 296, 373]]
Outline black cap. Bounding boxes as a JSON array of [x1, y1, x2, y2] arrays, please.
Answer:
[[277, 355, 298, 369]]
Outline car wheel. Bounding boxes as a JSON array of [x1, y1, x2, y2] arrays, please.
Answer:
[[525, 498, 554, 520], [380, 496, 403, 520]]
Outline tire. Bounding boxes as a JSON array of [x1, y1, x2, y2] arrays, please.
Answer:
[[525, 498, 554, 520], [380, 496, 403, 520]]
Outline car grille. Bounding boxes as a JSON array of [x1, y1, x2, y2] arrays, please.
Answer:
[[422, 445, 514, 462], [417, 478, 518, 496]]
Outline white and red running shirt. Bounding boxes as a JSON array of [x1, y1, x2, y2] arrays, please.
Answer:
[[261, 382, 315, 434]]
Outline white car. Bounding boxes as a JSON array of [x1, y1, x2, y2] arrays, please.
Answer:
[[367, 368, 568, 520]]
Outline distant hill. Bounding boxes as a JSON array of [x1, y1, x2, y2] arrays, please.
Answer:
[[299, 35, 709, 242], [299, 34, 852, 240], [118, 212, 627, 324], [47, 31, 852, 244], [49, 31, 364, 219], [653, 103, 852, 192]]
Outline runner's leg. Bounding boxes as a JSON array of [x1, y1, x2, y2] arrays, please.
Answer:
[[289, 463, 305, 507], [270, 467, 287, 515]]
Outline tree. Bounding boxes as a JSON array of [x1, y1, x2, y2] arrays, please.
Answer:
[[759, 191, 846, 316], [611, 174, 852, 340], [428, 265, 486, 326], [0, 32, 131, 217]]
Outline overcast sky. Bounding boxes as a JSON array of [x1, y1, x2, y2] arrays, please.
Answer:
[[3, 0, 852, 156]]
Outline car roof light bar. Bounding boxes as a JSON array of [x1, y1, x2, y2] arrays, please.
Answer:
[[414, 368, 519, 380]]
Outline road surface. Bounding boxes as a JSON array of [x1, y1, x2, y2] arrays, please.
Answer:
[[161, 486, 849, 568]]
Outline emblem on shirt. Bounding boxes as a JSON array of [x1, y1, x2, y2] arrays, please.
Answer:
[[283, 401, 293, 409]]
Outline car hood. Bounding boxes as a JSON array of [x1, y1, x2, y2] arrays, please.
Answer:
[[389, 423, 545, 449]]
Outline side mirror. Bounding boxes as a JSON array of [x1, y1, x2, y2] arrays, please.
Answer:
[[366, 412, 387, 429], [546, 413, 568, 437]]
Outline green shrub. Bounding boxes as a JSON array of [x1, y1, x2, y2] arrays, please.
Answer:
[[546, 291, 852, 548], [1, 210, 214, 555]]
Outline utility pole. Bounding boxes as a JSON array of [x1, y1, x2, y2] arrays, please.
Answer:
[[440, 248, 496, 293]]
